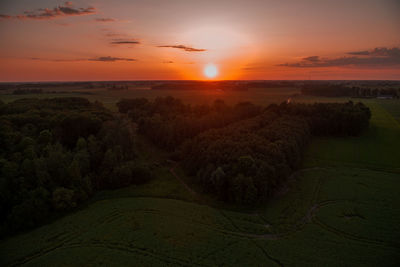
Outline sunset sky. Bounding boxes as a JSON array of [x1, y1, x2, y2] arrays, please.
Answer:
[[0, 0, 399, 81]]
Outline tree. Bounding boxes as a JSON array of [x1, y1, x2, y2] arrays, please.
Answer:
[[76, 137, 87, 151], [211, 167, 226, 189], [52, 187, 76, 211], [232, 174, 257, 204], [38, 129, 52, 145]]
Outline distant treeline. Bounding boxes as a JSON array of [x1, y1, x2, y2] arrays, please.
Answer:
[[118, 97, 371, 204], [301, 83, 400, 98], [0, 82, 98, 90], [11, 89, 94, 95], [12, 89, 43, 95], [239, 81, 301, 89], [107, 84, 129, 91], [118, 97, 261, 149], [152, 81, 247, 91], [0, 98, 152, 237], [151, 81, 304, 91], [0, 81, 156, 91]]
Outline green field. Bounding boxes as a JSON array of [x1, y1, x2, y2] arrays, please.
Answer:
[[0, 94, 399, 266], [0, 87, 298, 110]]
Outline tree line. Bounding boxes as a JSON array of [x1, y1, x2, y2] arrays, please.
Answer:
[[301, 83, 400, 98], [117, 96, 262, 150], [179, 101, 371, 204], [0, 98, 152, 237]]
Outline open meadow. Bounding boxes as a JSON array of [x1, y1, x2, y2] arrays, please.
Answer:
[[0, 89, 399, 266]]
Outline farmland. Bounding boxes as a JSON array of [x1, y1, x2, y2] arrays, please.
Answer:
[[0, 86, 298, 110], [0, 88, 399, 266]]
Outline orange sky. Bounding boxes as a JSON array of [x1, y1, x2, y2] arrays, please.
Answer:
[[0, 0, 399, 81]]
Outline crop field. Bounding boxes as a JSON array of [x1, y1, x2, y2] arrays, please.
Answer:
[[378, 99, 400, 123], [0, 95, 399, 266], [0, 87, 298, 110], [304, 100, 400, 172]]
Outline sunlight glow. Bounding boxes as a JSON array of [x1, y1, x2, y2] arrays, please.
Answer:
[[204, 64, 218, 78]]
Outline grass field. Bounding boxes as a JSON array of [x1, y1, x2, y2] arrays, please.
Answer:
[[379, 99, 400, 123], [0, 87, 298, 111], [0, 93, 399, 266]]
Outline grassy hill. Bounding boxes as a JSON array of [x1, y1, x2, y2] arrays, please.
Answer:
[[1, 98, 399, 266]]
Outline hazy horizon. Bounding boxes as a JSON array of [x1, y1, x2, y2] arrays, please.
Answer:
[[1, 79, 400, 84]]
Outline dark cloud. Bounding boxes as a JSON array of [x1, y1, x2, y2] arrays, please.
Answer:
[[157, 45, 206, 52], [303, 56, 320, 62], [0, 2, 95, 20], [346, 50, 370, 56], [278, 47, 400, 68], [29, 56, 136, 62], [95, 18, 116, 22], [89, 56, 137, 62], [163, 61, 174, 64], [347, 47, 400, 57], [110, 39, 141, 45], [30, 57, 80, 62]]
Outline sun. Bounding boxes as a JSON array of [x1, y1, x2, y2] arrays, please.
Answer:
[[204, 64, 218, 78]]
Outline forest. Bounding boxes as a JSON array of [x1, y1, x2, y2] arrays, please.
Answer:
[[0, 96, 371, 237], [117, 96, 262, 149], [179, 102, 370, 203], [0, 98, 152, 237], [119, 97, 371, 204]]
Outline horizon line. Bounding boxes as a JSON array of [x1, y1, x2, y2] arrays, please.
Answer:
[[1, 79, 400, 83]]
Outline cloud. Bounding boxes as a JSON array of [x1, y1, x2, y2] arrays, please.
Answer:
[[157, 45, 206, 52], [0, 2, 95, 20], [302, 56, 320, 62], [30, 57, 80, 62], [95, 18, 116, 22], [100, 29, 140, 45], [278, 47, 400, 68], [110, 39, 140, 45], [346, 50, 370, 56], [347, 47, 400, 57], [29, 56, 137, 62], [90, 56, 136, 62]]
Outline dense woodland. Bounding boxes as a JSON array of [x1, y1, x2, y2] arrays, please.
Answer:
[[0, 96, 371, 237], [119, 97, 371, 204], [118, 97, 262, 150], [0, 98, 152, 236], [180, 102, 370, 203]]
